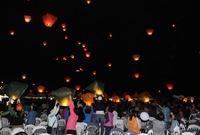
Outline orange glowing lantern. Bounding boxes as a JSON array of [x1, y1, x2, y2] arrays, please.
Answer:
[[109, 33, 113, 38], [37, 85, 45, 93], [172, 23, 176, 28], [86, 0, 91, 4], [83, 47, 88, 51], [82, 43, 86, 48], [85, 51, 91, 57], [42, 13, 58, 27], [61, 23, 66, 29], [134, 72, 140, 78], [9, 30, 15, 35], [166, 83, 174, 90], [133, 54, 140, 61], [146, 28, 154, 35], [108, 62, 112, 67], [70, 54, 75, 59], [112, 95, 120, 103], [43, 41, 47, 46], [75, 85, 81, 91], [24, 15, 31, 23], [16, 104, 23, 111], [78, 41, 81, 45], [64, 35, 68, 39], [63, 56, 67, 61], [65, 76, 71, 82], [81, 92, 94, 106], [92, 71, 96, 75], [183, 97, 188, 102], [22, 74, 26, 79]]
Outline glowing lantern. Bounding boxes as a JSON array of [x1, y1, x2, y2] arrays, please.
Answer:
[[64, 35, 68, 39], [81, 92, 94, 106], [86, 0, 91, 4], [190, 96, 194, 102], [83, 47, 88, 51], [37, 85, 45, 93], [108, 62, 112, 67], [112, 95, 120, 102], [42, 13, 58, 27], [61, 23, 66, 29], [166, 83, 174, 90], [172, 23, 176, 28], [9, 30, 15, 35], [85, 51, 91, 57], [133, 54, 140, 61], [109, 33, 113, 38], [43, 41, 47, 46], [183, 97, 188, 102], [65, 76, 71, 82], [75, 85, 81, 91], [24, 15, 31, 23], [70, 54, 75, 59], [146, 28, 154, 35], [82, 43, 86, 48], [92, 71, 96, 75], [16, 104, 23, 111], [63, 56, 67, 61], [59, 97, 69, 106], [22, 74, 26, 79], [77, 41, 81, 45], [134, 72, 140, 78]]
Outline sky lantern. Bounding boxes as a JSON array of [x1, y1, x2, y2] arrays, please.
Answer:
[[166, 83, 174, 90], [172, 23, 176, 28], [75, 85, 81, 91], [64, 35, 68, 39], [86, 0, 91, 4], [77, 41, 81, 45], [81, 92, 94, 106], [132, 54, 140, 61], [24, 15, 31, 23], [83, 47, 88, 51], [134, 72, 140, 78], [61, 23, 66, 29], [37, 85, 45, 93], [42, 41, 47, 46], [108, 62, 112, 67], [146, 28, 154, 35], [92, 70, 96, 75], [65, 76, 71, 82], [109, 33, 113, 38], [9, 29, 15, 35], [21, 74, 26, 79], [42, 13, 58, 27], [70, 54, 75, 59], [85, 51, 91, 57], [63, 56, 67, 61]]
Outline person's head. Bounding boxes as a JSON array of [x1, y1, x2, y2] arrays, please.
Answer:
[[156, 112, 164, 121], [85, 106, 91, 114], [74, 107, 81, 115]]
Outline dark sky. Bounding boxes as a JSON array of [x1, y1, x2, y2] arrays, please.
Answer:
[[1, 0, 199, 96]]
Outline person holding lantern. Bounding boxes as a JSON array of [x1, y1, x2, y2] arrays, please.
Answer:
[[93, 94, 106, 135]]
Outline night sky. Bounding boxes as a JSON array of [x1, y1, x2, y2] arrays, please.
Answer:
[[1, 0, 199, 96]]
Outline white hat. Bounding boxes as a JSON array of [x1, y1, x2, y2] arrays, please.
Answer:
[[98, 96, 102, 100], [140, 111, 149, 121]]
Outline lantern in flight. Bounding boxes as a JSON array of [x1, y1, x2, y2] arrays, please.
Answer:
[[24, 15, 31, 23], [37, 85, 45, 93], [166, 83, 174, 90], [65, 76, 71, 82], [146, 28, 154, 35], [134, 72, 140, 78], [133, 54, 140, 61], [42, 13, 58, 27], [22, 74, 26, 79]]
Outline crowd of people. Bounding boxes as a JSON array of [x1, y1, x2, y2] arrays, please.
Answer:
[[0, 93, 200, 135]]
